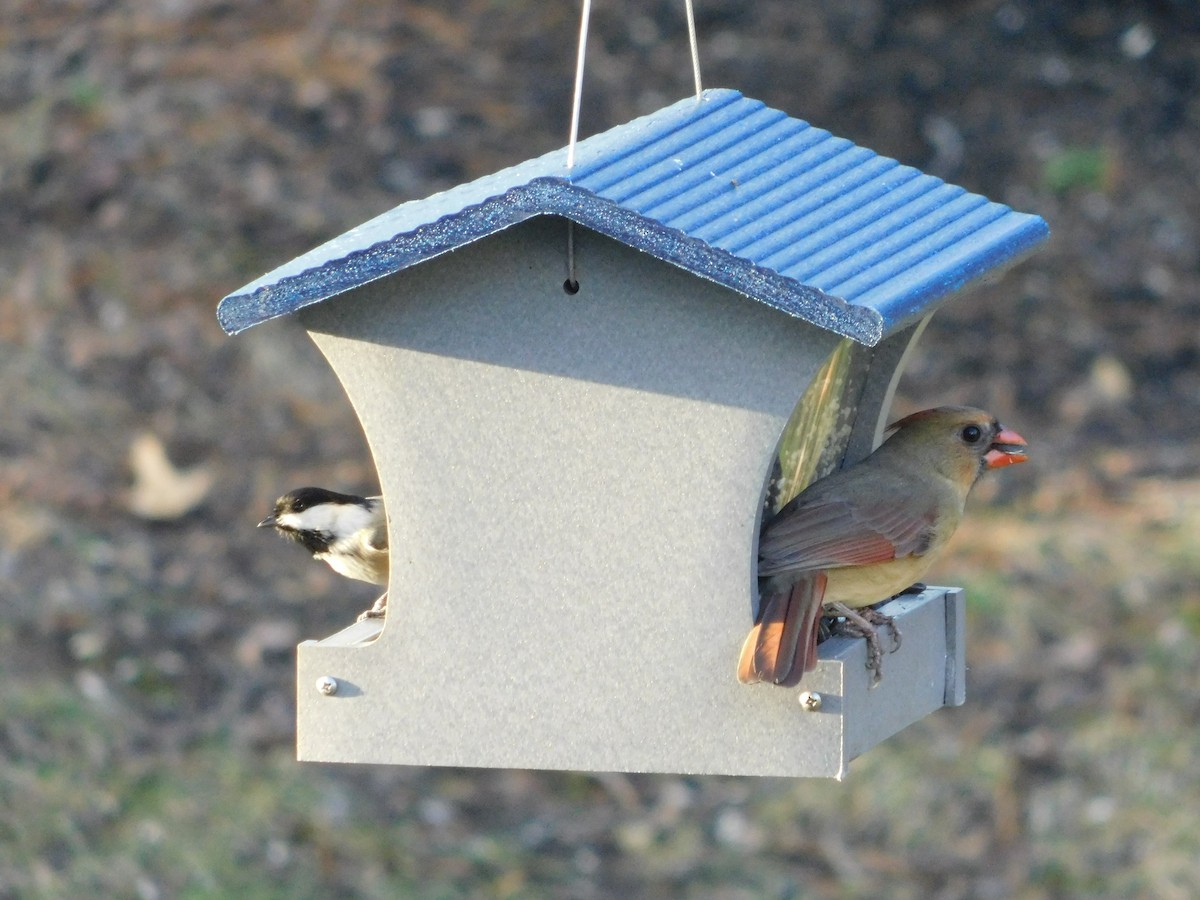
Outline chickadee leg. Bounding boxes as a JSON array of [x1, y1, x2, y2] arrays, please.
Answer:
[[827, 602, 902, 687], [356, 591, 388, 622]]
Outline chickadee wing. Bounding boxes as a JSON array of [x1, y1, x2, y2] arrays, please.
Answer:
[[368, 521, 388, 551], [367, 498, 388, 551]]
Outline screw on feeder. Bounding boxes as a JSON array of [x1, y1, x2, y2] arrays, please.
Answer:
[[797, 690, 822, 712], [316, 675, 339, 696]]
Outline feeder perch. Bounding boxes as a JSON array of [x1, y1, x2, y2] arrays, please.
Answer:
[[219, 89, 1046, 778]]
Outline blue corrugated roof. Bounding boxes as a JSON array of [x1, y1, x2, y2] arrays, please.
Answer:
[[217, 89, 1047, 343]]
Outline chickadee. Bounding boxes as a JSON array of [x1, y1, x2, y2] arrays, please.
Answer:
[[258, 487, 389, 620]]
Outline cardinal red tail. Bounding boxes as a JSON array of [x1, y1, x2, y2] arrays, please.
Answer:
[[737, 574, 827, 686]]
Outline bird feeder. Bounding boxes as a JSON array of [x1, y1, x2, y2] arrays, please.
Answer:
[[218, 89, 1046, 778]]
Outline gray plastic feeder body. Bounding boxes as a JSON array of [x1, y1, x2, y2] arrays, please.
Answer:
[[219, 90, 1045, 777]]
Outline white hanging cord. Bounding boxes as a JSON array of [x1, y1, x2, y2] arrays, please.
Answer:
[[564, 0, 592, 291], [566, 0, 593, 170], [685, 0, 703, 98], [563, 0, 703, 290]]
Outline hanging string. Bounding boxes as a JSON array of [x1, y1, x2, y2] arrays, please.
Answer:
[[566, 0, 593, 171], [685, 0, 703, 98], [563, 0, 705, 292], [564, 222, 579, 293], [563, 0, 592, 292]]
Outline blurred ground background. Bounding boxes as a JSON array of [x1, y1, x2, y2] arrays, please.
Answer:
[[2, 0, 1199, 896]]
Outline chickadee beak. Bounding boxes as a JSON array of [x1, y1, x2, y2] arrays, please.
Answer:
[[983, 427, 1029, 469], [257, 515, 276, 528]]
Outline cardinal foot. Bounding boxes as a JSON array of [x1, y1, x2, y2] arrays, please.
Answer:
[[860, 603, 902, 652], [827, 602, 902, 687]]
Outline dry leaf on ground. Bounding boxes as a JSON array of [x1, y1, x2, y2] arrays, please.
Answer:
[[126, 432, 213, 520]]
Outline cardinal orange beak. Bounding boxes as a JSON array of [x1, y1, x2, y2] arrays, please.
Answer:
[[984, 427, 1028, 469]]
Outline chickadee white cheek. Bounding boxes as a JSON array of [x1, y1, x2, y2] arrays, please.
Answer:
[[283, 503, 375, 537], [273, 511, 305, 532], [325, 503, 377, 536]]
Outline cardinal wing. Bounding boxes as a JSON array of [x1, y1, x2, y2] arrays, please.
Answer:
[[758, 492, 936, 578]]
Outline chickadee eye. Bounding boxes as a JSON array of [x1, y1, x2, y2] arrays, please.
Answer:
[[961, 424, 983, 444]]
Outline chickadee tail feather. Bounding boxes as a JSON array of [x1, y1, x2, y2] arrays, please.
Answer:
[[737, 574, 827, 686]]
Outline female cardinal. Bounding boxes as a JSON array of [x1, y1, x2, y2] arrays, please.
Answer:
[[738, 405, 1028, 687]]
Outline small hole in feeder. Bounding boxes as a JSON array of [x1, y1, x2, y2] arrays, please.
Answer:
[[563, 278, 580, 295]]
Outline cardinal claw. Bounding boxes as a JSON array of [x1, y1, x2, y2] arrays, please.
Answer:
[[828, 602, 901, 688], [861, 604, 903, 652]]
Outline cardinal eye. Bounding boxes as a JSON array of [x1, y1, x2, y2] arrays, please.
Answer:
[[961, 424, 983, 444]]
